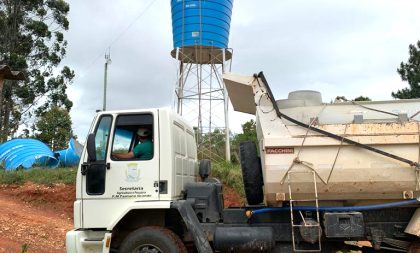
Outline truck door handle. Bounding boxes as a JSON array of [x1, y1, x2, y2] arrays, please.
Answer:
[[81, 162, 110, 175], [81, 163, 89, 175]]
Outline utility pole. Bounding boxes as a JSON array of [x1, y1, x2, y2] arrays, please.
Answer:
[[103, 48, 111, 111]]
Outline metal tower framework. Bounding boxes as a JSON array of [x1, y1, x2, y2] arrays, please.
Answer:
[[172, 46, 233, 161]]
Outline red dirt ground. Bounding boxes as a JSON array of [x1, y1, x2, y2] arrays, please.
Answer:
[[0, 183, 386, 253], [0, 182, 242, 253], [0, 183, 74, 253], [223, 186, 244, 207]]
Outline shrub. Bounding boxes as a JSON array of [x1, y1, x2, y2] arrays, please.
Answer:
[[211, 161, 245, 199], [0, 170, 25, 185]]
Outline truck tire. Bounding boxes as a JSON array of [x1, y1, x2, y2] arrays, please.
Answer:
[[199, 159, 211, 180], [119, 226, 187, 253], [408, 241, 420, 253], [239, 141, 264, 205]]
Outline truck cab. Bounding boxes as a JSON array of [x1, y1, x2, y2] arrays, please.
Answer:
[[66, 108, 199, 252]]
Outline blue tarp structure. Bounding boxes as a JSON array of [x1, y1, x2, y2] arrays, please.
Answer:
[[0, 138, 82, 170], [0, 139, 59, 170], [55, 138, 83, 167]]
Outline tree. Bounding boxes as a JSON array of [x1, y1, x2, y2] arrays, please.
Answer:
[[197, 120, 258, 162], [353, 96, 371, 101], [232, 119, 257, 147], [198, 128, 227, 161], [34, 106, 74, 150], [0, 0, 74, 141], [231, 119, 257, 163], [392, 41, 420, 99]]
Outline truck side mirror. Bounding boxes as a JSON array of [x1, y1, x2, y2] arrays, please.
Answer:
[[86, 133, 97, 162], [199, 159, 211, 181]]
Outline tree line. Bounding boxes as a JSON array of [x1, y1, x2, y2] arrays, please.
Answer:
[[0, 0, 74, 150]]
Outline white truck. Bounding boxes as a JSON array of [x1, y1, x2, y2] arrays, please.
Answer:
[[66, 73, 420, 253]]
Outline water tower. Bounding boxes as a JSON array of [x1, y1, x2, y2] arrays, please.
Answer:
[[170, 0, 234, 161]]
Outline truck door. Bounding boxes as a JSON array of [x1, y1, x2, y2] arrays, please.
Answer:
[[82, 114, 112, 197], [106, 113, 160, 201], [81, 111, 160, 228]]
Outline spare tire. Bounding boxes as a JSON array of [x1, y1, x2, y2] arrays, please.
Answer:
[[199, 159, 211, 180], [239, 141, 264, 205]]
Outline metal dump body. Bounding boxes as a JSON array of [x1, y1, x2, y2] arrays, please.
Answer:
[[224, 73, 420, 206]]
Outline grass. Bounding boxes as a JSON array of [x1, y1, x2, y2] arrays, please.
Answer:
[[0, 167, 77, 186], [21, 243, 29, 253], [0, 161, 244, 196], [211, 161, 245, 199]]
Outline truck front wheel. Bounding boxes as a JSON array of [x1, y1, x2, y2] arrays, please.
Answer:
[[119, 226, 187, 253]]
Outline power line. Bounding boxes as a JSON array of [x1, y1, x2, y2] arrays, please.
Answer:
[[74, 0, 158, 82], [108, 0, 158, 48]]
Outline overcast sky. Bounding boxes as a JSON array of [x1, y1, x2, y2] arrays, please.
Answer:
[[63, 0, 420, 140]]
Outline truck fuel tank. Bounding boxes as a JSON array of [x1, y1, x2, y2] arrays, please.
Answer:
[[213, 226, 275, 252]]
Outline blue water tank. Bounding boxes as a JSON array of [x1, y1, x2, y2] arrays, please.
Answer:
[[55, 139, 81, 167], [171, 0, 233, 49]]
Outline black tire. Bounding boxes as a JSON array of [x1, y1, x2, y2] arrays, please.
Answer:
[[199, 159, 211, 180], [239, 141, 264, 205], [119, 226, 187, 253], [408, 241, 420, 253]]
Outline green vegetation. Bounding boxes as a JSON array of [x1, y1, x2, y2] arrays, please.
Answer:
[[392, 40, 420, 99], [0, 167, 77, 186], [199, 128, 226, 160], [21, 243, 29, 253], [199, 119, 258, 163], [0, 0, 74, 141], [198, 120, 257, 199], [34, 106, 76, 150], [353, 96, 371, 101], [231, 119, 257, 147], [211, 161, 245, 199]]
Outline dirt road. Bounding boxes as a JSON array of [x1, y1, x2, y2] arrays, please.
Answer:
[[0, 182, 243, 253], [0, 183, 74, 253]]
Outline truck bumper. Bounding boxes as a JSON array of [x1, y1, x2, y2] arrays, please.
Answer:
[[66, 229, 112, 253]]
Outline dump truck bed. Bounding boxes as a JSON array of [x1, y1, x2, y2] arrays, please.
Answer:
[[223, 72, 420, 206]]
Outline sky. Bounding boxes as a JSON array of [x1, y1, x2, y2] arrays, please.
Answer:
[[62, 0, 420, 140]]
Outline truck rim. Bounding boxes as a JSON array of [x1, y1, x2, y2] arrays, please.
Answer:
[[136, 244, 163, 253]]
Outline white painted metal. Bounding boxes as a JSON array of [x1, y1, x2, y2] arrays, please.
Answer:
[[223, 73, 420, 206], [103, 49, 111, 111], [278, 100, 420, 125], [80, 109, 160, 228], [222, 50, 231, 162], [405, 207, 420, 237], [71, 108, 198, 230], [173, 47, 233, 161], [66, 230, 109, 253]]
